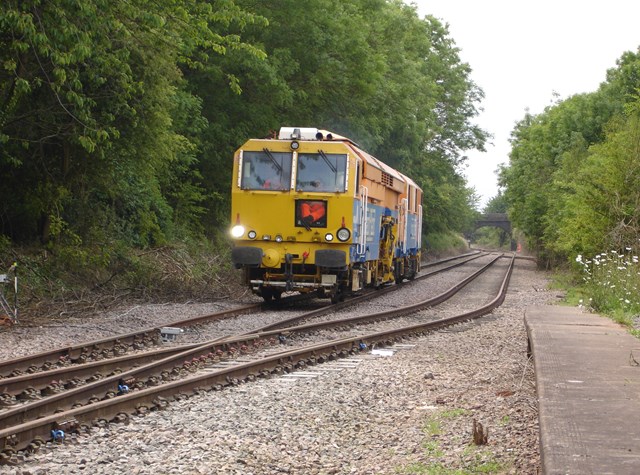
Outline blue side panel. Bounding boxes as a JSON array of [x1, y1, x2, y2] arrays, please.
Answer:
[[393, 212, 421, 259], [365, 204, 383, 260], [349, 200, 398, 263], [406, 213, 420, 254]]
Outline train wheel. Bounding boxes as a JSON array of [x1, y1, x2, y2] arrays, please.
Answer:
[[330, 290, 340, 304], [330, 285, 345, 304], [395, 260, 406, 284], [260, 287, 273, 302], [408, 258, 417, 280]]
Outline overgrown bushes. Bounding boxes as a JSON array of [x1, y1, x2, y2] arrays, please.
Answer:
[[1, 238, 241, 319]]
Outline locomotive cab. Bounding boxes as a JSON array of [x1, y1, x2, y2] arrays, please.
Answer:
[[230, 127, 422, 302]]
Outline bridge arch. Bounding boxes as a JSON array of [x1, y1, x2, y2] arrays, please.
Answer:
[[472, 213, 516, 250], [474, 213, 511, 234]]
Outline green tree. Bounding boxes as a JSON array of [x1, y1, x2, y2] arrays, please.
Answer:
[[483, 191, 508, 214], [0, 0, 263, 246], [500, 47, 640, 265], [191, 0, 487, 236], [556, 104, 640, 255], [1, 0, 488, 253]]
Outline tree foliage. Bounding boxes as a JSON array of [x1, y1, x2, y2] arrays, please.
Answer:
[[483, 191, 508, 214], [1, 0, 487, 257], [0, 0, 264, 245], [191, 0, 487, 234], [499, 47, 640, 266]]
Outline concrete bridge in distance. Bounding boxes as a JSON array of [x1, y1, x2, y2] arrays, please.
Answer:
[[473, 213, 516, 250], [474, 213, 511, 234]]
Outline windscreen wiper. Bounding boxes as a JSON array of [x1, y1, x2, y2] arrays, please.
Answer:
[[263, 148, 282, 173], [318, 149, 336, 173]]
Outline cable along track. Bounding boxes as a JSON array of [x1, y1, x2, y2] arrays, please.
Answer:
[[0, 252, 513, 461]]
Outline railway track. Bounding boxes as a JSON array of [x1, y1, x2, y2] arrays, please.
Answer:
[[0, 251, 487, 403], [0, 251, 484, 383], [0, 251, 510, 463], [0, 252, 489, 409]]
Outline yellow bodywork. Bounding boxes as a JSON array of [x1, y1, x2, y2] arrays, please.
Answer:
[[231, 139, 354, 282], [230, 129, 423, 301]]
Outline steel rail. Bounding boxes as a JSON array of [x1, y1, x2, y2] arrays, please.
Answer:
[[0, 254, 513, 456], [0, 252, 488, 394], [0, 251, 482, 379], [421, 250, 481, 267], [247, 251, 489, 333], [249, 253, 498, 333], [0, 253, 499, 429], [0, 303, 263, 378], [0, 344, 203, 398]]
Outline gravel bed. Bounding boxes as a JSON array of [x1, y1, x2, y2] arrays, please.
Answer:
[[0, 254, 497, 360], [296, 256, 513, 343], [2, 257, 552, 474]]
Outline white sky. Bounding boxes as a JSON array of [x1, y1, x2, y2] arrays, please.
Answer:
[[412, 0, 640, 209]]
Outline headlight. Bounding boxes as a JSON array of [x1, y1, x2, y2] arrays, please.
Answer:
[[291, 140, 300, 150], [231, 225, 245, 238], [247, 230, 257, 239], [324, 233, 334, 242], [275, 235, 283, 243], [337, 228, 351, 242]]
